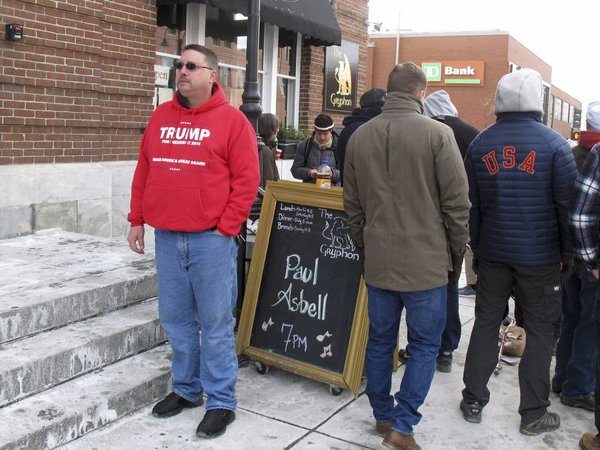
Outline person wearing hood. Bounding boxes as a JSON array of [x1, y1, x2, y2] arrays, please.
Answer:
[[344, 62, 470, 450], [423, 90, 479, 374], [337, 88, 386, 186], [424, 90, 479, 159], [552, 101, 600, 416], [460, 69, 577, 436], [127, 44, 260, 439]]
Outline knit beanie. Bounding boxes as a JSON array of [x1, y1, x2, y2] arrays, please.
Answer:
[[495, 68, 543, 115], [586, 101, 600, 131], [360, 88, 387, 108], [314, 114, 334, 131]]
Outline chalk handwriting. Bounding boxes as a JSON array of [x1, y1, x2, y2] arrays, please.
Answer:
[[284, 254, 319, 285], [281, 323, 308, 352], [271, 283, 328, 321]]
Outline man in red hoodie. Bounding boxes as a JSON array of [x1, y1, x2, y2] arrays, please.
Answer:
[[127, 44, 260, 439]]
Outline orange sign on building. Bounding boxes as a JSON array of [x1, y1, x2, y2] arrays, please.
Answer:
[[422, 60, 485, 86]]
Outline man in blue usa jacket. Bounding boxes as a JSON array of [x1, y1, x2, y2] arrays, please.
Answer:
[[459, 68, 577, 436]]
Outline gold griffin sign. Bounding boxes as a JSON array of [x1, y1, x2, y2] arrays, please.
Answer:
[[324, 41, 359, 113]]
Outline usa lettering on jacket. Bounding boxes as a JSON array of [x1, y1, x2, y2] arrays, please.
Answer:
[[482, 146, 536, 175]]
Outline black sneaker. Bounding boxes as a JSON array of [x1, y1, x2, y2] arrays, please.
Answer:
[[561, 395, 594, 412], [398, 348, 410, 363], [520, 410, 560, 436], [551, 380, 562, 394], [460, 399, 483, 423], [196, 409, 236, 438], [152, 392, 204, 418], [436, 351, 453, 373], [458, 285, 476, 296]]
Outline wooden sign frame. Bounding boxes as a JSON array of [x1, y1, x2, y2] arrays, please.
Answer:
[[236, 181, 368, 397]]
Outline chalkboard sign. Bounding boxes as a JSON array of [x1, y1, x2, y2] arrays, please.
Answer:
[[236, 181, 368, 396]]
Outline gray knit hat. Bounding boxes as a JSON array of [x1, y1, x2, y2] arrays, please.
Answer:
[[586, 101, 600, 131]]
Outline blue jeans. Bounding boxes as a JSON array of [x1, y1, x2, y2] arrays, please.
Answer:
[[365, 284, 447, 435], [553, 267, 597, 399], [440, 281, 461, 353], [155, 229, 239, 411]]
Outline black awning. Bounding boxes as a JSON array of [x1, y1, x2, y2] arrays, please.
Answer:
[[156, 0, 342, 46]]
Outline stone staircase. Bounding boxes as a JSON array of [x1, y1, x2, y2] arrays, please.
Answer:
[[0, 229, 170, 450]]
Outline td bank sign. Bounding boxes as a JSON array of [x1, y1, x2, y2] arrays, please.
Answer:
[[422, 61, 485, 86]]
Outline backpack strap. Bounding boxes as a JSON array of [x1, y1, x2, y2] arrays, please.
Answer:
[[301, 135, 314, 167]]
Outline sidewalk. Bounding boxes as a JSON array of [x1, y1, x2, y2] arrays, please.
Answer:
[[60, 282, 593, 449]]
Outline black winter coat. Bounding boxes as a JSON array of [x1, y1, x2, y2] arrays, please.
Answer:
[[337, 105, 383, 185]]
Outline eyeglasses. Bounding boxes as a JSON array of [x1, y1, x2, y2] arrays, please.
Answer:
[[174, 62, 215, 72]]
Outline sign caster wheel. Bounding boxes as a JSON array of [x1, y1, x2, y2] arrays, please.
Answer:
[[256, 361, 270, 375], [329, 385, 343, 396]]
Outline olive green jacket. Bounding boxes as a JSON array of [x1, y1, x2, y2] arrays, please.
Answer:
[[343, 92, 470, 291]]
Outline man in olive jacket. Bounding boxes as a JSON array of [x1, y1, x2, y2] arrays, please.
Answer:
[[343, 62, 470, 450]]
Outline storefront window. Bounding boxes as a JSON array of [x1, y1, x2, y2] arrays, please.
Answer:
[[154, 27, 181, 108], [275, 39, 299, 127], [562, 102, 570, 122], [276, 77, 293, 125], [542, 85, 550, 125], [218, 64, 263, 108], [153, 5, 299, 123], [554, 98, 562, 123], [569, 105, 575, 124]]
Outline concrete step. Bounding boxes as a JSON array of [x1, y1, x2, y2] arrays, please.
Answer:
[[0, 264, 157, 345], [0, 344, 171, 450], [0, 229, 156, 344], [0, 299, 165, 408], [0, 229, 157, 345]]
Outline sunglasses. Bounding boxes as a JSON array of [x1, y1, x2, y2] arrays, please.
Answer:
[[174, 62, 215, 72]]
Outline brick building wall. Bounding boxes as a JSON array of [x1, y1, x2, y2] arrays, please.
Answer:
[[0, 0, 156, 165], [0, 0, 369, 240], [299, 0, 369, 131], [367, 32, 579, 134]]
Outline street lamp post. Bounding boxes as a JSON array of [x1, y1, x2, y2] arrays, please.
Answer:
[[240, 0, 262, 132], [237, 0, 262, 328]]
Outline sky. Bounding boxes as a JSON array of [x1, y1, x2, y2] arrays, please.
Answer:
[[368, 0, 600, 128]]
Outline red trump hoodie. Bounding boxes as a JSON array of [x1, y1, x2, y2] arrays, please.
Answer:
[[128, 82, 260, 237]]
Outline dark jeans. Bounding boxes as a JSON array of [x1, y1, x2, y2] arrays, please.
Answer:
[[553, 267, 597, 399], [440, 281, 461, 353], [462, 258, 561, 424]]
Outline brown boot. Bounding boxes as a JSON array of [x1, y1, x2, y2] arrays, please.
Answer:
[[580, 432, 600, 449], [375, 420, 392, 437], [383, 430, 421, 450]]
